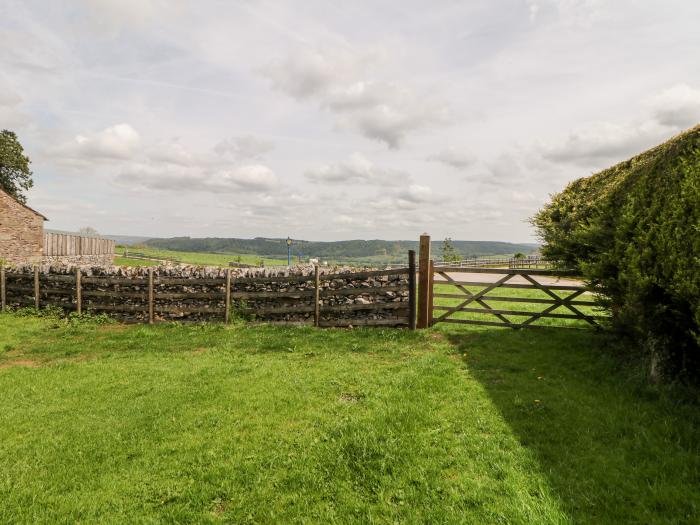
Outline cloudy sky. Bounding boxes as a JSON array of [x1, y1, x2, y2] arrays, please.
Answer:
[[2, 0, 700, 242]]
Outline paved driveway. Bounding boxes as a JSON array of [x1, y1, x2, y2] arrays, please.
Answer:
[[432, 269, 585, 287]]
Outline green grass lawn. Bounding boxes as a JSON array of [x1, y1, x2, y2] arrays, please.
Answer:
[[1, 312, 698, 524], [113, 255, 159, 267], [115, 246, 288, 267]]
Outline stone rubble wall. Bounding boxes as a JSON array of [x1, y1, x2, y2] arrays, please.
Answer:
[[41, 254, 115, 266], [2, 263, 412, 326]]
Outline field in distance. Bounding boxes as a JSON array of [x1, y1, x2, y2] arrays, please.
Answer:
[[114, 246, 288, 267], [140, 236, 539, 264]]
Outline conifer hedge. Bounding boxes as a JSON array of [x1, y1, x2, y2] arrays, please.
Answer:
[[533, 125, 700, 378]]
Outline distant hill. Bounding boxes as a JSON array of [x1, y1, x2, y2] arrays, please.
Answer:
[[103, 234, 155, 245], [141, 236, 538, 260]]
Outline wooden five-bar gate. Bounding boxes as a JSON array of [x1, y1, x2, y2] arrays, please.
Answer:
[[417, 234, 604, 329]]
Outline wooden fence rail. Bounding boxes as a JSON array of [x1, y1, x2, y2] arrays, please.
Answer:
[[0, 254, 417, 329], [432, 255, 555, 269], [414, 235, 605, 330], [428, 265, 603, 329]]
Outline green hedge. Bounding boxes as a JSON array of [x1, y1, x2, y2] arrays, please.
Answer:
[[533, 125, 700, 378]]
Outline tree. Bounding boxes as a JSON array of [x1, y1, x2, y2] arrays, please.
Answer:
[[513, 252, 526, 259], [0, 130, 33, 204], [441, 237, 461, 262], [79, 226, 100, 236]]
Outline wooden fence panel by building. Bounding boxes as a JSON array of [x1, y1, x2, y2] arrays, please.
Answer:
[[43, 233, 115, 257]]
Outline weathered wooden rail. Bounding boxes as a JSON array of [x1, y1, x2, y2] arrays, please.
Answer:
[[0, 256, 417, 329], [413, 234, 605, 330], [433, 255, 554, 269], [429, 266, 603, 329]]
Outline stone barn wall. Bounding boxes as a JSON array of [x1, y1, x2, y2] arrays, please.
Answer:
[[0, 189, 45, 265]]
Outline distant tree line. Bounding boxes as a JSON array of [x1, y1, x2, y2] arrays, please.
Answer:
[[144, 237, 538, 260]]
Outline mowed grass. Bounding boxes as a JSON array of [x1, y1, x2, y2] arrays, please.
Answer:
[[115, 246, 288, 267], [113, 255, 159, 267], [1, 313, 699, 524]]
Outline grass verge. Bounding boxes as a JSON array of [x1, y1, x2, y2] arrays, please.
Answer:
[[115, 246, 287, 267], [0, 312, 698, 524]]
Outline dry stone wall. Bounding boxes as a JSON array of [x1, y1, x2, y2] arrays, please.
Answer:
[[42, 254, 115, 266], [2, 263, 413, 327]]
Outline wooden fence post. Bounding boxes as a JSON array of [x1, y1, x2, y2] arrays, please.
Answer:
[[417, 234, 431, 328], [314, 265, 321, 327], [75, 268, 82, 315], [224, 269, 231, 323], [428, 260, 435, 327], [408, 250, 416, 330], [34, 265, 40, 310], [0, 264, 5, 312], [148, 268, 154, 324]]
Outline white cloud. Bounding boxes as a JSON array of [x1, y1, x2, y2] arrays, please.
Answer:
[[0, 78, 28, 127], [213, 135, 275, 160], [537, 121, 666, 166], [74, 0, 165, 35], [263, 47, 367, 100], [331, 213, 375, 229], [525, 0, 604, 26], [367, 183, 440, 213], [427, 148, 476, 169], [6, 1, 700, 241], [56, 125, 281, 193], [533, 85, 700, 170], [115, 163, 278, 193], [483, 154, 526, 182], [219, 164, 278, 190], [511, 190, 537, 204], [397, 184, 434, 203], [648, 84, 700, 129], [147, 141, 198, 167], [63, 123, 141, 161], [263, 47, 448, 148], [0, 83, 22, 106], [51, 125, 276, 177], [305, 153, 403, 184]]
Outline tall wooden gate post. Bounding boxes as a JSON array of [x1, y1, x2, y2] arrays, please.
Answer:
[[417, 234, 431, 328], [224, 269, 232, 323], [428, 259, 435, 326], [34, 265, 40, 310], [75, 268, 82, 315], [314, 265, 321, 327], [148, 268, 154, 324], [0, 264, 5, 312], [408, 250, 417, 330]]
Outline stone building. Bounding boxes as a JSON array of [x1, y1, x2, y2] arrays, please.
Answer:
[[0, 187, 47, 265]]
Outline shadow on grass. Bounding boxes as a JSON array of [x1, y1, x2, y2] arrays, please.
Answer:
[[443, 327, 700, 525]]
